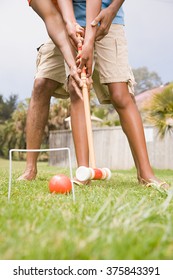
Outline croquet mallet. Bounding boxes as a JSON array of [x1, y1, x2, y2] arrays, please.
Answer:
[[76, 35, 111, 182]]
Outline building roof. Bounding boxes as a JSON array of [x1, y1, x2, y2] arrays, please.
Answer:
[[135, 85, 167, 110]]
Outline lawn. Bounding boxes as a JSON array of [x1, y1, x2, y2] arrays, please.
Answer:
[[0, 158, 173, 260]]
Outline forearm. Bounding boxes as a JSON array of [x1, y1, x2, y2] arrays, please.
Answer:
[[45, 16, 76, 67], [85, 0, 102, 44], [108, 0, 125, 16], [30, 0, 83, 94], [57, 0, 76, 24], [91, 0, 125, 41], [31, 0, 77, 68], [77, 0, 101, 76]]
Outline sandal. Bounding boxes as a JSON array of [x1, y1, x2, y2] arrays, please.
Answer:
[[71, 178, 91, 186], [139, 178, 170, 191]]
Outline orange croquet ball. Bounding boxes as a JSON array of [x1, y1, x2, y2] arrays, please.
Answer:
[[48, 174, 72, 194]]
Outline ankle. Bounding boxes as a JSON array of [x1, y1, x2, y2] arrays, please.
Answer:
[[21, 166, 37, 180], [137, 170, 155, 183]]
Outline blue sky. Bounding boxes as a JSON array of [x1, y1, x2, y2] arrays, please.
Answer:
[[0, 0, 173, 101]]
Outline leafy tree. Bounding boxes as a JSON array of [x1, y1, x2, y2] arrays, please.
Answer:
[[48, 99, 70, 131], [0, 99, 29, 158], [93, 104, 120, 126], [0, 94, 18, 122], [0, 98, 71, 158], [133, 67, 162, 95], [143, 83, 173, 138]]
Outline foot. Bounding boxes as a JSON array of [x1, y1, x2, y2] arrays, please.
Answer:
[[17, 169, 37, 181], [71, 177, 91, 186], [138, 176, 170, 190]]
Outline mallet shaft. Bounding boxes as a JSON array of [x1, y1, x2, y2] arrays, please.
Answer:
[[81, 70, 96, 168], [77, 35, 96, 168], [75, 41, 113, 182]]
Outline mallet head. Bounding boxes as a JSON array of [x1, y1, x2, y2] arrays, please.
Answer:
[[76, 166, 111, 181]]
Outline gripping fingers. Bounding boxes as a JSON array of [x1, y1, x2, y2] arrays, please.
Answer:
[[86, 76, 93, 91], [70, 77, 83, 100], [70, 65, 83, 87], [75, 24, 85, 37], [68, 76, 83, 100]]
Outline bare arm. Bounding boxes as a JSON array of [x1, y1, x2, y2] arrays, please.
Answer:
[[58, 0, 102, 77], [78, 0, 102, 76], [30, 0, 83, 97], [57, 0, 84, 48], [91, 0, 125, 41]]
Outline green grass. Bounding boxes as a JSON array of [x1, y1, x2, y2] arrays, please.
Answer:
[[0, 158, 173, 260]]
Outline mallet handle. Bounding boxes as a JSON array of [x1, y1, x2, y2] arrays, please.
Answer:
[[78, 37, 96, 168], [81, 70, 96, 168]]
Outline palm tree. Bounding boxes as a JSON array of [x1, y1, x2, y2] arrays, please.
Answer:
[[143, 83, 173, 138]]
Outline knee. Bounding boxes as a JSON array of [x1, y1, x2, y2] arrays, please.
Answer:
[[110, 89, 133, 110], [32, 78, 57, 99]]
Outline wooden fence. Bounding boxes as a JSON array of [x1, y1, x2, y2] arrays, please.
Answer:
[[49, 126, 173, 170]]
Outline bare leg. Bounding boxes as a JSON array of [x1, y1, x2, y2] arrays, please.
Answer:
[[68, 77, 91, 185], [108, 82, 162, 183], [69, 77, 89, 167], [18, 78, 59, 180]]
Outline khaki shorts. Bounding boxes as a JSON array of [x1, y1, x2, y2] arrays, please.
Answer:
[[35, 24, 135, 104]]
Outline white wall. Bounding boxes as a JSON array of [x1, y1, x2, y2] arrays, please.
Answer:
[[49, 126, 173, 170]]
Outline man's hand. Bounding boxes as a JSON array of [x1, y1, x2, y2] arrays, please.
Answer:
[[91, 0, 125, 41], [69, 65, 83, 99], [66, 21, 84, 49], [68, 75, 93, 100], [76, 42, 93, 78], [91, 8, 115, 41]]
